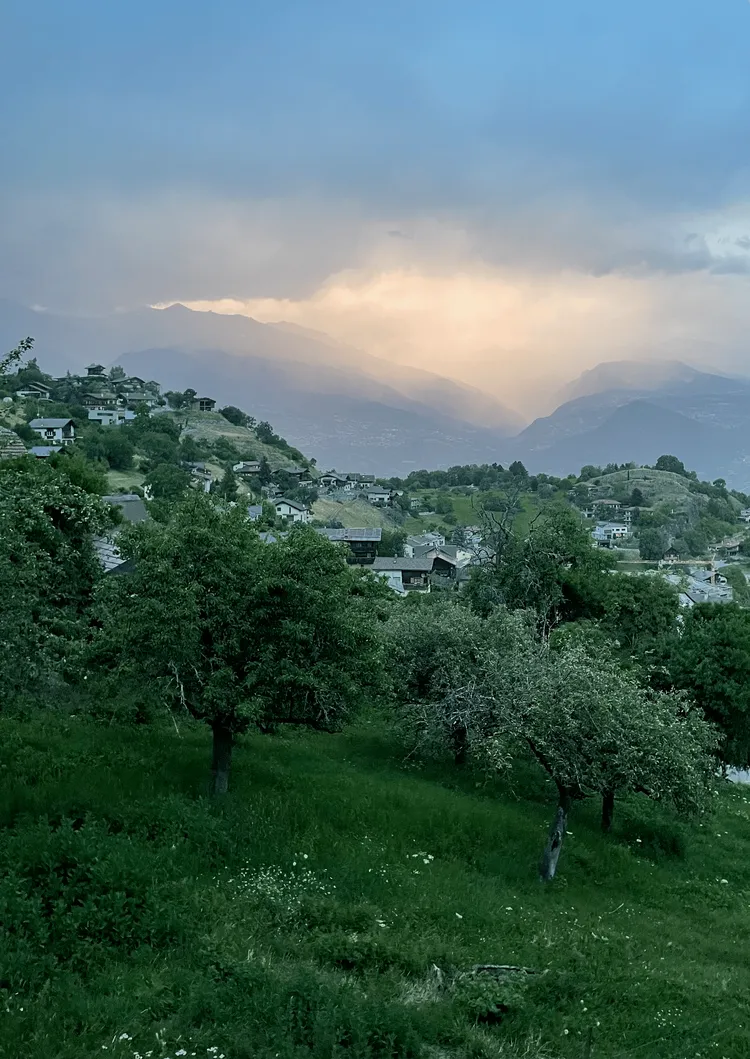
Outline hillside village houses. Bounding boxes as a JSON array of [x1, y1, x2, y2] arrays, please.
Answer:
[[404, 531, 445, 556], [88, 408, 137, 426], [591, 522, 630, 548], [29, 418, 76, 446], [367, 486, 393, 506], [371, 556, 433, 595], [316, 527, 381, 564], [233, 460, 262, 477], [273, 497, 311, 523]]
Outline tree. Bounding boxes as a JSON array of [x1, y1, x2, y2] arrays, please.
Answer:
[[638, 527, 667, 561], [599, 573, 679, 660], [144, 463, 191, 500], [91, 500, 381, 793], [0, 336, 34, 376], [467, 505, 614, 626], [667, 603, 750, 768], [488, 633, 716, 876], [655, 455, 687, 477], [258, 455, 272, 486], [630, 487, 645, 507], [0, 459, 112, 701], [101, 431, 135, 471], [382, 598, 512, 765], [508, 460, 528, 480], [214, 466, 239, 502], [219, 405, 249, 427]]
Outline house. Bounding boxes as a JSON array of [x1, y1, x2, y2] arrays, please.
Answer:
[[29, 445, 62, 458], [247, 504, 264, 521], [716, 536, 742, 557], [233, 460, 261, 477], [316, 527, 382, 564], [740, 509, 750, 524], [591, 523, 629, 548], [409, 497, 422, 510], [285, 465, 309, 481], [121, 375, 146, 389], [186, 463, 212, 493], [15, 381, 51, 401], [273, 497, 311, 523], [663, 546, 681, 563], [367, 487, 392, 506], [192, 396, 216, 412], [94, 494, 149, 573], [81, 391, 121, 409], [29, 418, 75, 446], [85, 363, 108, 378], [371, 556, 433, 594], [88, 408, 137, 426], [404, 531, 445, 557], [415, 544, 470, 580], [122, 391, 159, 409], [318, 471, 348, 490]]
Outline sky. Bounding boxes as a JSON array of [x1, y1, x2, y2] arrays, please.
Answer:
[[2, 0, 750, 414]]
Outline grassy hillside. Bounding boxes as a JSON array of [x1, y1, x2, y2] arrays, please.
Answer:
[[588, 468, 703, 508], [161, 410, 308, 471], [3, 712, 749, 1059], [312, 497, 397, 529]]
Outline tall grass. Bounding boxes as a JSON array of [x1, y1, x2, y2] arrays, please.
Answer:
[[1, 712, 749, 1058]]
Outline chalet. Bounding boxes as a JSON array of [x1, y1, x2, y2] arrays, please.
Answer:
[[663, 546, 681, 563], [316, 527, 382, 565], [192, 396, 216, 412], [88, 408, 136, 426], [29, 445, 62, 458], [0, 427, 26, 459], [122, 391, 159, 409], [15, 381, 51, 401], [740, 509, 750, 524], [372, 556, 433, 594], [85, 363, 108, 378], [367, 486, 392, 506], [29, 418, 75, 446], [415, 544, 470, 580], [186, 463, 212, 493], [247, 504, 264, 521], [285, 466, 308, 481], [404, 531, 445, 557], [273, 497, 311, 524], [318, 471, 348, 489], [121, 375, 146, 389], [233, 460, 261, 477], [81, 391, 121, 409]]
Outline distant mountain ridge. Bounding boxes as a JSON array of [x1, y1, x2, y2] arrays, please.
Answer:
[[0, 300, 522, 474]]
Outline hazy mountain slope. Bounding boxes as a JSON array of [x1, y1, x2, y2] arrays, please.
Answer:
[[519, 399, 733, 481], [115, 346, 511, 474], [0, 300, 519, 474], [558, 359, 702, 403]]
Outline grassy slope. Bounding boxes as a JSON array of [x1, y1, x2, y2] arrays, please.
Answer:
[[3, 713, 749, 1059], [163, 410, 306, 471], [312, 497, 396, 529]]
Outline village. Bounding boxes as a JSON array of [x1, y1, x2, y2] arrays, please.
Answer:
[[3, 360, 750, 604]]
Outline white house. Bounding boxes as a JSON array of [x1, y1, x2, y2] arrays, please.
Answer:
[[273, 497, 311, 523], [318, 471, 348, 489], [367, 487, 392, 506], [88, 408, 137, 426], [404, 531, 446, 557], [29, 418, 75, 446], [592, 523, 629, 548]]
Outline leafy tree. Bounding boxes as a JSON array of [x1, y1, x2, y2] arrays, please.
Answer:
[[214, 467, 239, 502], [219, 405, 249, 427], [630, 487, 645, 507], [0, 459, 112, 701], [49, 450, 109, 495], [139, 432, 180, 468], [258, 455, 272, 486], [667, 603, 750, 767], [655, 454, 687, 476], [488, 633, 716, 876], [376, 529, 407, 557], [579, 465, 603, 481], [101, 431, 135, 471], [467, 505, 614, 625], [508, 460, 528, 480], [599, 573, 679, 660], [179, 435, 203, 464], [638, 527, 667, 560], [721, 566, 750, 607], [1, 336, 34, 376], [91, 501, 381, 792], [144, 463, 191, 500]]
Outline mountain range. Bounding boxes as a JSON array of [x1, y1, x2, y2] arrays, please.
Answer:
[[2, 300, 750, 485]]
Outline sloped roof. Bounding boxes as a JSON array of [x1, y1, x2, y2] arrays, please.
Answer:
[[372, 556, 434, 572], [29, 445, 62, 457], [0, 427, 26, 459], [102, 494, 148, 524], [317, 528, 382, 542], [29, 418, 73, 429], [274, 497, 308, 511]]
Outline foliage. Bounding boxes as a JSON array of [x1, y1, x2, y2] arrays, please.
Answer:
[[0, 336, 34, 376], [598, 573, 679, 660], [654, 455, 688, 477], [376, 528, 406, 557], [143, 463, 191, 500], [213, 466, 239, 502], [638, 526, 667, 560], [667, 603, 750, 767], [0, 460, 112, 701], [89, 498, 383, 790], [219, 404, 251, 427]]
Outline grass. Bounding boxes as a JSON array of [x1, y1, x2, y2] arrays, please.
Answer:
[[313, 497, 397, 529], [106, 467, 146, 492], [405, 491, 546, 537], [2, 711, 749, 1059]]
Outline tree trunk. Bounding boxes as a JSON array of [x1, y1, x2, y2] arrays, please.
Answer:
[[452, 722, 468, 766], [601, 789, 615, 833], [210, 722, 233, 795], [539, 788, 569, 882]]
